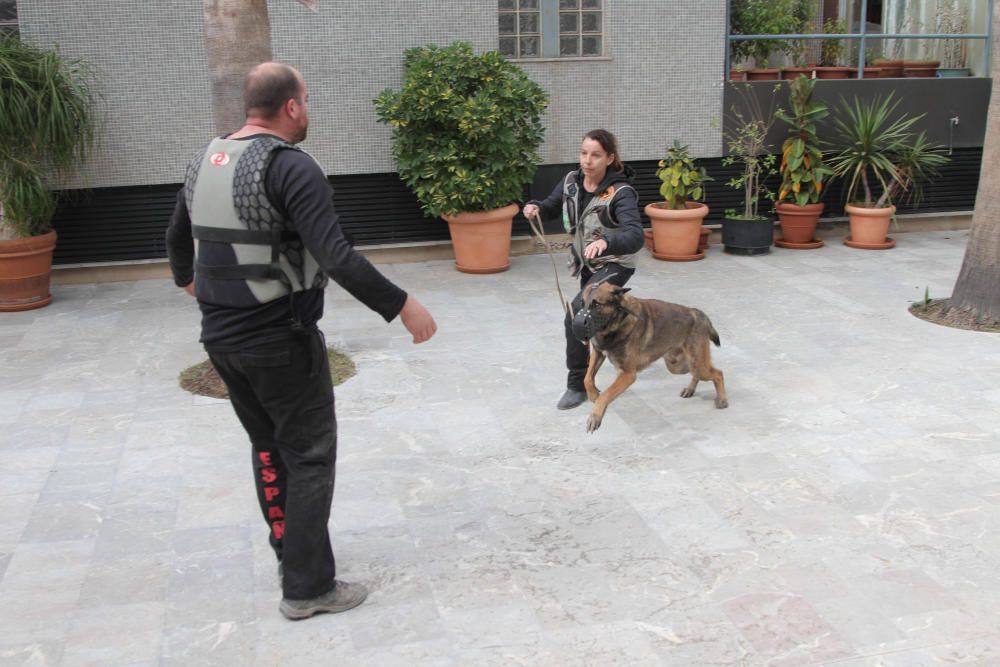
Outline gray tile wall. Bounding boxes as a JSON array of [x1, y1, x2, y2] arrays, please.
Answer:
[[19, 0, 725, 190]]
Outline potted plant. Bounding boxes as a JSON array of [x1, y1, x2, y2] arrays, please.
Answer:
[[721, 83, 779, 255], [874, 15, 914, 77], [645, 141, 713, 261], [828, 94, 949, 249], [780, 0, 817, 80], [730, 0, 800, 80], [815, 18, 851, 79], [936, 0, 970, 77], [0, 35, 96, 311], [774, 75, 833, 248], [373, 41, 548, 273]]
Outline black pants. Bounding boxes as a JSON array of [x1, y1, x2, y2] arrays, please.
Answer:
[[207, 328, 337, 601], [564, 263, 635, 391]]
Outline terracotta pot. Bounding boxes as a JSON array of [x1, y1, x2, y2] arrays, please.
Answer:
[[873, 59, 904, 77], [845, 204, 895, 246], [729, 69, 746, 81], [781, 67, 815, 80], [645, 202, 709, 258], [776, 201, 824, 244], [904, 60, 939, 78], [699, 226, 711, 251], [814, 66, 851, 79], [442, 203, 517, 273], [851, 67, 881, 78], [746, 68, 780, 80], [0, 230, 57, 312]]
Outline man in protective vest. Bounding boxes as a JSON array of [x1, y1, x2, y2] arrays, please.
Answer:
[[166, 62, 436, 620]]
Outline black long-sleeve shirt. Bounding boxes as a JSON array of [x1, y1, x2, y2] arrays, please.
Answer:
[[166, 135, 407, 350]]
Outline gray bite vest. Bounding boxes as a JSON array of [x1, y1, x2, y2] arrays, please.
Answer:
[[184, 136, 327, 306], [562, 171, 638, 274]]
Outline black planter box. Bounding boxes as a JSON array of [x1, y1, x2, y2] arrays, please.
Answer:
[[721, 216, 774, 255]]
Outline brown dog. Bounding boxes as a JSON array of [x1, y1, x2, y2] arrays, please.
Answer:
[[576, 282, 728, 432]]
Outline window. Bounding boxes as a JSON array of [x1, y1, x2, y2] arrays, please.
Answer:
[[499, 0, 604, 60], [0, 0, 17, 37]]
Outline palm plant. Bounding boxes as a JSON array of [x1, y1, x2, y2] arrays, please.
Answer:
[[0, 35, 96, 239], [828, 94, 948, 209]]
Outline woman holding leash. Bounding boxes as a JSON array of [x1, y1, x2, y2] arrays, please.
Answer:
[[523, 129, 645, 410]]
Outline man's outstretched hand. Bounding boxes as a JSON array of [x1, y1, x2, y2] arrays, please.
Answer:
[[399, 295, 437, 343]]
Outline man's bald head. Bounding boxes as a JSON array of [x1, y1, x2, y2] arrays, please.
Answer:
[[243, 62, 304, 120]]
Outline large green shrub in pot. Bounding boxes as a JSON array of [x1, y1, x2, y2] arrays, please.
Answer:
[[0, 35, 96, 240], [373, 41, 548, 218]]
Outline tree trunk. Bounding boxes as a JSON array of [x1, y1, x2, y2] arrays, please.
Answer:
[[948, 0, 1000, 326], [203, 0, 273, 135]]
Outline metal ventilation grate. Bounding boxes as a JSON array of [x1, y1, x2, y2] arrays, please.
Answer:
[[50, 148, 981, 266]]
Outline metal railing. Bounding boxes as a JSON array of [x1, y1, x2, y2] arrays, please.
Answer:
[[725, 0, 992, 78]]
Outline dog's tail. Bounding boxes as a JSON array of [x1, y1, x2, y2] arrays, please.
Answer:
[[694, 309, 721, 347]]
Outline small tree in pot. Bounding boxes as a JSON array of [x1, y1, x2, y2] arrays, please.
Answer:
[[374, 41, 548, 273], [828, 93, 948, 248], [721, 84, 779, 255], [774, 75, 833, 248], [0, 35, 97, 310], [645, 141, 712, 260]]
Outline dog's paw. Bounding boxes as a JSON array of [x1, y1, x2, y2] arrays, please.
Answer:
[[680, 387, 695, 398], [715, 397, 729, 409], [586, 412, 603, 433]]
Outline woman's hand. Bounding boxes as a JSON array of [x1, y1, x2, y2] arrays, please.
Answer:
[[522, 203, 540, 220], [584, 239, 608, 259]]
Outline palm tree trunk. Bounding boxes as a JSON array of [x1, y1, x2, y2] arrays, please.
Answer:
[[947, 0, 1000, 326], [203, 0, 273, 135]]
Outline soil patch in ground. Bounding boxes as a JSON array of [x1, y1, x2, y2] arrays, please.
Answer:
[[179, 347, 357, 399], [909, 298, 1000, 333]]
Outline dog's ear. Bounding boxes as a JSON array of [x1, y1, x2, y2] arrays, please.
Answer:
[[619, 287, 631, 295]]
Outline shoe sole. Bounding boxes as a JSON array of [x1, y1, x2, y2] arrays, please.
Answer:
[[279, 591, 367, 620]]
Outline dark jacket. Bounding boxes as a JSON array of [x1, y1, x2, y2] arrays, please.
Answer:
[[529, 166, 644, 260]]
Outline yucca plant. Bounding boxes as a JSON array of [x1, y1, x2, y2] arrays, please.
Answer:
[[0, 35, 96, 239], [828, 93, 948, 208], [655, 141, 712, 210], [775, 75, 833, 206]]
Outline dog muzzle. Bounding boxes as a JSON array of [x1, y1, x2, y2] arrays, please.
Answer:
[[571, 307, 616, 342]]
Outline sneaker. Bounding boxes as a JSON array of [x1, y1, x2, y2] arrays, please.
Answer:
[[556, 388, 588, 410], [279, 580, 368, 620]]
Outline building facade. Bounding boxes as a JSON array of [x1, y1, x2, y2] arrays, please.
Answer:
[[6, 0, 990, 264]]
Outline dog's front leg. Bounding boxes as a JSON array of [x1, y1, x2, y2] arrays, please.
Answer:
[[587, 369, 637, 433], [584, 344, 606, 402]]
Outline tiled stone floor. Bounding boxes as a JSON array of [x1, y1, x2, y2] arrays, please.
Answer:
[[2, 230, 999, 666]]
